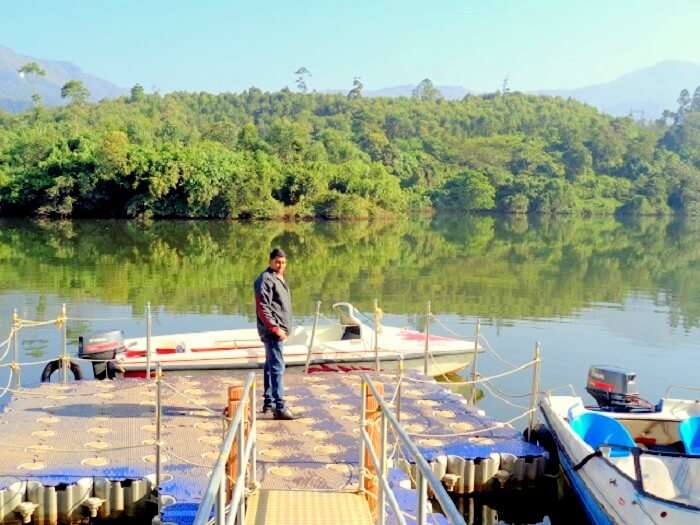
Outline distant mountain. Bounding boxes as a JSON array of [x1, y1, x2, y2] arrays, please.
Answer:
[[2, 44, 699, 121], [364, 84, 469, 100], [0, 45, 126, 112], [537, 61, 700, 118]]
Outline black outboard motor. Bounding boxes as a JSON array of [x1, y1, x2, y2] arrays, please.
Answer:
[[78, 331, 125, 380], [586, 365, 648, 412]]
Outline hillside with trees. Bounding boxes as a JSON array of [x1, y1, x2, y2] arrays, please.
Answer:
[[0, 80, 699, 219]]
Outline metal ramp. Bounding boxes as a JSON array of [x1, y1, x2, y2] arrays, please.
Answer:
[[194, 372, 467, 525], [245, 489, 372, 525]]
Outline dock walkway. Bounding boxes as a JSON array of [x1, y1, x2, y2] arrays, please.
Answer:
[[244, 490, 372, 525]]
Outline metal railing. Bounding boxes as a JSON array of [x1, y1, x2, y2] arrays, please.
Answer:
[[360, 373, 465, 525], [193, 372, 256, 525], [664, 384, 700, 398]]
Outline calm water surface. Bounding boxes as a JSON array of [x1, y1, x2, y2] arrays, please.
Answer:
[[1, 215, 698, 524]]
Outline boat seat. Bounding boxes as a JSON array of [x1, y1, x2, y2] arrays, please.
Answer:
[[569, 412, 636, 457], [679, 416, 700, 455]]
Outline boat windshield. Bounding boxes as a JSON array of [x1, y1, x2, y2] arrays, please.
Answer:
[[606, 445, 700, 510], [332, 302, 362, 326]]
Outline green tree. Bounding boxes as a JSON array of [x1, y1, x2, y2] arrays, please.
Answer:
[[435, 170, 496, 211], [690, 86, 700, 113], [294, 67, 311, 93], [676, 89, 691, 124], [130, 84, 146, 103], [412, 78, 442, 101], [18, 62, 46, 78], [18, 62, 46, 106], [347, 77, 363, 99], [60, 80, 90, 105]]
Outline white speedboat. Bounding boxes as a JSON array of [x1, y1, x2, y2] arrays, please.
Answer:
[[75, 303, 480, 378], [538, 366, 700, 525]]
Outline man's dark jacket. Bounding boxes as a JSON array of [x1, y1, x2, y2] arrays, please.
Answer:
[[254, 268, 292, 342]]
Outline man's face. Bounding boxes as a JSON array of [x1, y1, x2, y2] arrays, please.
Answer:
[[270, 256, 287, 275]]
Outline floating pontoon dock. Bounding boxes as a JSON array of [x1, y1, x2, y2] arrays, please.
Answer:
[[0, 369, 544, 525]]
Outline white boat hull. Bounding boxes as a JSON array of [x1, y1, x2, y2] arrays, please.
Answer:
[[540, 394, 700, 524], [117, 323, 480, 376]]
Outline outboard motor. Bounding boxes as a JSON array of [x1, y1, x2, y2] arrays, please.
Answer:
[[586, 365, 648, 412], [78, 331, 125, 380]]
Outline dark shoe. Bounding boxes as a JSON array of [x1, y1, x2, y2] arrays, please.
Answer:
[[261, 404, 273, 414], [273, 408, 296, 420]]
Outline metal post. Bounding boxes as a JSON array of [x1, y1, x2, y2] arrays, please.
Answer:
[[216, 462, 225, 525], [304, 301, 321, 374], [373, 299, 380, 372], [469, 319, 481, 406], [378, 412, 387, 525], [11, 309, 20, 389], [146, 302, 152, 381], [61, 304, 68, 384], [155, 362, 163, 520], [416, 470, 427, 525], [359, 380, 367, 494], [237, 421, 245, 524], [527, 342, 542, 441], [423, 301, 431, 376], [251, 381, 257, 487], [397, 359, 403, 424]]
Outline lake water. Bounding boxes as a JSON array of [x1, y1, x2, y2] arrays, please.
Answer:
[[1, 215, 698, 524]]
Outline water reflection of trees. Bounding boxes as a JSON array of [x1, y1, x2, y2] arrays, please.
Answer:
[[1, 215, 700, 329]]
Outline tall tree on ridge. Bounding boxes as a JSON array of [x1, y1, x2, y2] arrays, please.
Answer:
[[347, 77, 363, 99], [18, 62, 46, 106], [676, 88, 691, 124], [61, 80, 90, 106], [412, 78, 441, 101], [690, 86, 700, 113], [130, 84, 146, 102], [294, 67, 311, 93]]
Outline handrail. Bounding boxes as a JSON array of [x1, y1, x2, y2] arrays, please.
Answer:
[[193, 372, 256, 525], [663, 384, 700, 398], [545, 384, 577, 398], [360, 373, 465, 525]]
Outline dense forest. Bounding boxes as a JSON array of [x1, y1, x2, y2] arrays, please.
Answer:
[[1, 78, 699, 219]]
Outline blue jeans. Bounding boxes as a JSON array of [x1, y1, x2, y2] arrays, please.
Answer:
[[263, 338, 285, 410]]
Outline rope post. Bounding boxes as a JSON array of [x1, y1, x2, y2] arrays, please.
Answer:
[[236, 415, 246, 523], [397, 358, 403, 424], [416, 469, 428, 525], [378, 410, 388, 525], [11, 309, 20, 389], [304, 301, 321, 374], [363, 380, 383, 520], [250, 380, 257, 488], [423, 301, 431, 376], [469, 319, 481, 405], [527, 342, 542, 441], [146, 302, 153, 381], [61, 304, 68, 384], [373, 299, 380, 372], [216, 460, 225, 525], [155, 361, 163, 521], [359, 379, 367, 502], [226, 385, 244, 496]]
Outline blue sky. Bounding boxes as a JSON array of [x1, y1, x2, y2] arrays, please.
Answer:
[[3, 0, 700, 93]]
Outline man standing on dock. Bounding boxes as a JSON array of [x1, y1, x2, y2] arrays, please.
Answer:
[[254, 248, 295, 420]]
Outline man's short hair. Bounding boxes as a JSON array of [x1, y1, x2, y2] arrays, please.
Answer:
[[269, 248, 287, 260]]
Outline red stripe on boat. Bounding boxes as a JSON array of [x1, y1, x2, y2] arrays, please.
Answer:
[[190, 345, 261, 353], [125, 348, 177, 358]]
